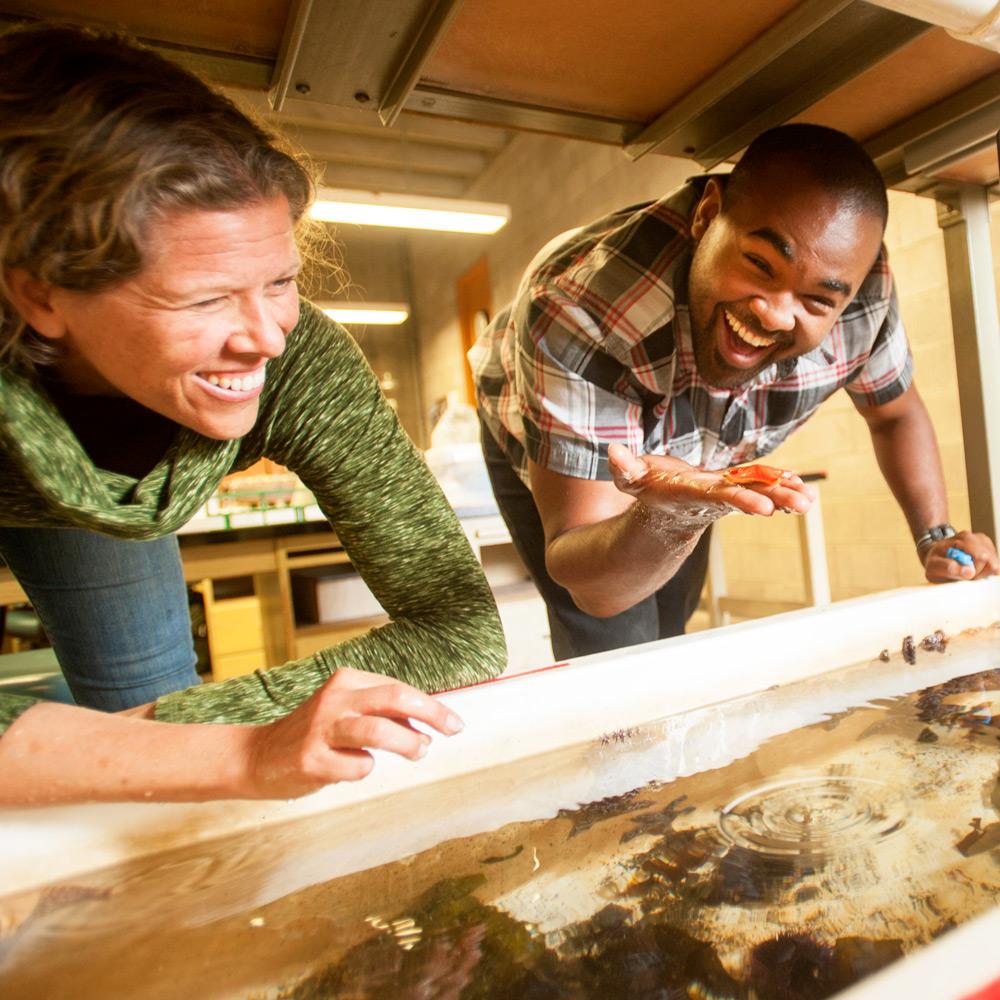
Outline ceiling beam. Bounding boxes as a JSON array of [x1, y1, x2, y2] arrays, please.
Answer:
[[403, 84, 640, 145], [286, 125, 490, 177], [316, 162, 470, 197], [624, 0, 931, 166], [269, 0, 315, 111], [230, 89, 512, 152], [378, 0, 466, 126], [866, 71, 1000, 190], [258, 0, 461, 117]]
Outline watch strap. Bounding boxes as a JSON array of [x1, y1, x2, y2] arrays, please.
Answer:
[[914, 523, 956, 555]]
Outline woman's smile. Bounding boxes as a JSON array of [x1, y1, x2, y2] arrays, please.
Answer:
[[194, 364, 268, 398]]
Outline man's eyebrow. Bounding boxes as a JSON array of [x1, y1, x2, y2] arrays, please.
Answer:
[[819, 277, 851, 297], [748, 227, 793, 260], [748, 227, 852, 298]]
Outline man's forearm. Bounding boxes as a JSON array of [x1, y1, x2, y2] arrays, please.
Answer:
[[545, 501, 708, 617], [865, 391, 948, 537]]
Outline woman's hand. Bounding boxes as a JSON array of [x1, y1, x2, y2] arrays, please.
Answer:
[[242, 668, 464, 799], [608, 444, 814, 523], [921, 530, 999, 583]]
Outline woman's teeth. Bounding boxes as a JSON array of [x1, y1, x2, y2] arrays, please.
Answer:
[[725, 310, 777, 349], [205, 370, 265, 392]]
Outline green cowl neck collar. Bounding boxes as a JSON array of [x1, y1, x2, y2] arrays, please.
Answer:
[[0, 363, 240, 539]]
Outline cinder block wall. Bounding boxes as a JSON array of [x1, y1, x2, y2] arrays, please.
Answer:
[[408, 134, 983, 607]]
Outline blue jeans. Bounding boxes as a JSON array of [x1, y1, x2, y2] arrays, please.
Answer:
[[480, 419, 711, 661], [0, 527, 199, 710]]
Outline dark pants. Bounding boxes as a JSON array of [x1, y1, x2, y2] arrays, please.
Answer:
[[480, 421, 711, 660]]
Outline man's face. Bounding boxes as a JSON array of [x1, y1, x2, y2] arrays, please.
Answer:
[[686, 168, 885, 390]]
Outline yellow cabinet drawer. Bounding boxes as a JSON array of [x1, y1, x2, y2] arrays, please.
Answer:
[[208, 595, 265, 656], [212, 648, 267, 682]]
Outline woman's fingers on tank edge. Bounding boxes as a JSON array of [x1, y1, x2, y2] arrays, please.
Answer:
[[328, 715, 434, 761], [343, 686, 465, 736]]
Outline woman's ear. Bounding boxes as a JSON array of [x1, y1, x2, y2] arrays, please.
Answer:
[[690, 177, 724, 241], [3, 268, 67, 340]]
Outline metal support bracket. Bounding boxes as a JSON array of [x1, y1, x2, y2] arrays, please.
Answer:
[[935, 181, 1000, 545]]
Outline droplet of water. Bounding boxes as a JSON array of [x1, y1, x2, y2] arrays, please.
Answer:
[[718, 776, 906, 861]]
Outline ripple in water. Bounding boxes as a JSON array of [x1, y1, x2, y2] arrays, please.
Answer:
[[719, 776, 907, 860]]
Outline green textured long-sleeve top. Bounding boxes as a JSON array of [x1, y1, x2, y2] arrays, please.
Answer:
[[0, 301, 506, 735]]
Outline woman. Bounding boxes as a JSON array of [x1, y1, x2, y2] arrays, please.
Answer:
[[0, 24, 506, 805]]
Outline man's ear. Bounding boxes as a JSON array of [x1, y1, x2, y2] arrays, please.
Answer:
[[3, 268, 67, 340], [690, 177, 724, 241]]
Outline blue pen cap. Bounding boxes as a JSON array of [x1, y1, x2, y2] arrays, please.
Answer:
[[945, 546, 974, 568]]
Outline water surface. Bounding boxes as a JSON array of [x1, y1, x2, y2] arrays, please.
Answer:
[[2, 624, 998, 999]]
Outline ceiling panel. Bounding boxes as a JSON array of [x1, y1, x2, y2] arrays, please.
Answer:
[[0, 0, 995, 199], [421, 0, 803, 121], [797, 28, 1000, 142], [0, 0, 289, 57], [932, 144, 999, 186]]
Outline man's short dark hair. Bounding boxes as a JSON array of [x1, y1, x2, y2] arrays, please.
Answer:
[[723, 123, 889, 231]]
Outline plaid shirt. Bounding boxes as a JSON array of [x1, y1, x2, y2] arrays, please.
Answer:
[[470, 178, 912, 485]]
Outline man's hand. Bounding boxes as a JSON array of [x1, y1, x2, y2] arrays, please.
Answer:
[[243, 668, 464, 800], [921, 530, 999, 583], [528, 448, 813, 619], [608, 444, 815, 521]]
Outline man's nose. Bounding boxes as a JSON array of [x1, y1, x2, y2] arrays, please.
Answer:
[[228, 297, 287, 358], [748, 292, 796, 332]]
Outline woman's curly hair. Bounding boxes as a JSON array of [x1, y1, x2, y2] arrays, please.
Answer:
[[0, 23, 320, 370]]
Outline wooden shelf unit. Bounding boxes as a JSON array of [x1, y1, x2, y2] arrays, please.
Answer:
[[0, 514, 541, 681]]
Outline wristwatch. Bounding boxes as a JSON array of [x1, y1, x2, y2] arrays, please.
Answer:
[[914, 523, 956, 558]]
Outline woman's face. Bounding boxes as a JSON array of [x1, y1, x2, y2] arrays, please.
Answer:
[[43, 195, 301, 440]]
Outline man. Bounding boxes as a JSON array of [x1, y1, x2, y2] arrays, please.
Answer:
[[470, 123, 998, 661]]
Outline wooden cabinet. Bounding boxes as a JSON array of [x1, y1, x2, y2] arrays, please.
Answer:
[[0, 515, 555, 683], [190, 531, 390, 677], [190, 580, 268, 681], [272, 534, 388, 663]]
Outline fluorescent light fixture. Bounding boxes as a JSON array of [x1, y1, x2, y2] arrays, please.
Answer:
[[311, 187, 510, 234], [321, 302, 410, 326]]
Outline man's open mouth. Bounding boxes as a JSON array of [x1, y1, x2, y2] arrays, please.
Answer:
[[723, 309, 778, 351]]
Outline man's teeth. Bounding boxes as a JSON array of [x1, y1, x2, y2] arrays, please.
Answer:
[[725, 310, 776, 349], [205, 370, 266, 392]]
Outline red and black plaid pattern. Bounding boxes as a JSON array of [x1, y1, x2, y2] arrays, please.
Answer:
[[470, 179, 912, 484]]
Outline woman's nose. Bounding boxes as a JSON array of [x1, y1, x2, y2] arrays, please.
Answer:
[[748, 292, 796, 332], [228, 298, 288, 358]]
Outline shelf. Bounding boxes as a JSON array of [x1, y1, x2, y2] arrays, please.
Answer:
[[293, 615, 390, 658], [295, 615, 389, 636], [285, 550, 351, 571]]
